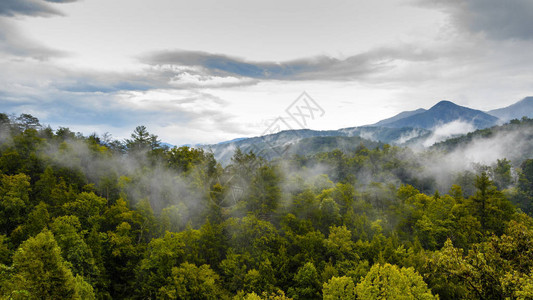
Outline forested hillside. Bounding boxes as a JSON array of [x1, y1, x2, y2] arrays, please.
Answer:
[[433, 117, 533, 155], [1, 113, 533, 299], [203, 127, 430, 165]]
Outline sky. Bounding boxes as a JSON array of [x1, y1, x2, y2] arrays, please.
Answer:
[[1, 0, 532, 145]]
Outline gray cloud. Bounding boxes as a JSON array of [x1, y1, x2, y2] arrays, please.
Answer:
[[0, 86, 245, 144], [0, 57, 247, 144], [0, 0, 74, 60], [144, 50, 331, 79], [0, 0, 61, 17], [44, 0, 80, 3], [418, 0, 533, 40], [0, 19, 65, 59], [51, 70, 159, 93], [143, 46, 439, 81]]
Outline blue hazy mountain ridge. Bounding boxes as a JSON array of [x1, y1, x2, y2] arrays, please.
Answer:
[[371, 108, 427, 126], [202, 127, 431, 164], [374, 100, 499, 130], [217, 137, 247, 145], [197, 98, 532, 164], [487, 97, 533, 122]]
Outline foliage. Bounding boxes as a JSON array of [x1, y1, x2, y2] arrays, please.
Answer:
[[158, 262, 224, 299], [355, 263, 437, 300], [6, 230, 94, 299], [0, 114, 532, 298], [322, 276, 355, 300]]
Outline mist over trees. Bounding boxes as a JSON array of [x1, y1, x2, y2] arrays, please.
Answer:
[[1, 112, 533, 299]]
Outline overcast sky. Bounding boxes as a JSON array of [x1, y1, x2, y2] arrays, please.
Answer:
[[1, 0, 532, 145]]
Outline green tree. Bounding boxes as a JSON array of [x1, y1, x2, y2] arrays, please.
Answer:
[[469, 172, 514, 234], [288, 262, 321, 300], [515, 159, 533, 214], [429, 221, 533, 299], [136, 231, 186, 297], [63, 192, 107, 229], [248, 165, 281, 220], [50, 216, 98, 280], [15, 113, 41, 131], [0, 113, 9, 128], [125, 125, 160, 152], [236, 290, 292, 300], [159, 203, 188, 234], [322, 276, 355, 300], [158, 262, 225, 299], [242, 258, 276, 295], [324, 225, 357, 263], [74, 274, 96, 300], [0, 173, 31, 234], [198, 221, 227, 269], [220, 251, 248, 293], [167, 146, 207, 173], [8, 229, 94, 299], [318, 197, 341, 233], [105, 221, 141, 297], [226, 216, 280, 267], [493, 158, 513, 190], [289, 189, 321, 227], [135, 198, 156, 243], [10, 201, 50, 246], [355, 263, 437, 300], [0, 234, 11, 265]]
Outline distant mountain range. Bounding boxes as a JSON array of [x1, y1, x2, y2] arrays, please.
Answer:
[[203, 127, 430, 164], [372, 108, 427, 127], [488, 97, 533, 122], [198, 97, 532, 164], [370, 97, 532, 129], [372, 100, 499, 129]]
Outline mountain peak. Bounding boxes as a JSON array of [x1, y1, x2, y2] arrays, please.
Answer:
[[488, 96, 533, 121], [370, 99, 498, 130], [430, 100, 458, 109], [371, 108, 426, 127], [515, 96, 533, 106]]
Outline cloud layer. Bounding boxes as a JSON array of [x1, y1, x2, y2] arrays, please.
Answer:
[[0, 0, 532, 145], [143, 46, 439, 81], [0, 0, 64, 17], [419, 0, 533, 40]]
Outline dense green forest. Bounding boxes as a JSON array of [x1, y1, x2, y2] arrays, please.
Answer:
[[1, 113, 533, 299]]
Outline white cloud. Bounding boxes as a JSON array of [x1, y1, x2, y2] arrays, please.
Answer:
[[1, 0, 532, 147], [423, 120, 476, 147], [169, 72, 256, 88]]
